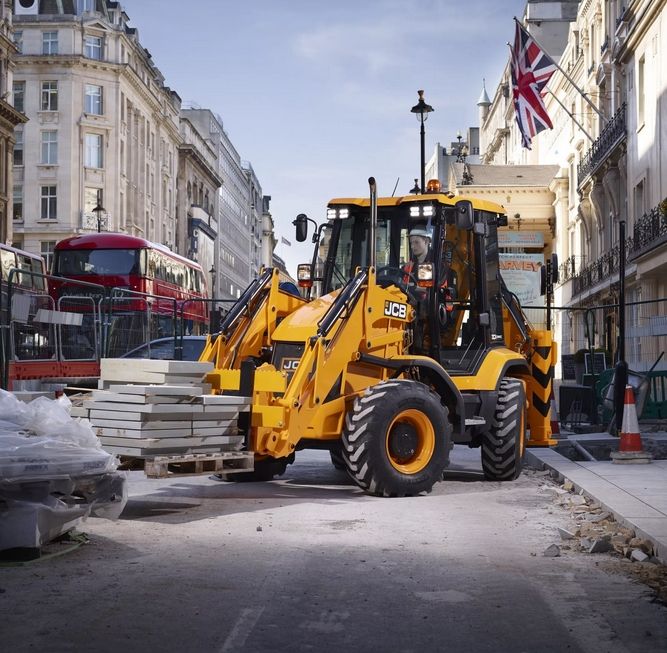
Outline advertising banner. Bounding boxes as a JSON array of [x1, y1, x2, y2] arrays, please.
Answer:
[[498, 230, 544, 248], [499, 253, 544, 306]]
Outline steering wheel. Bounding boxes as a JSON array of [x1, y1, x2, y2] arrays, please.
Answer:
[[376, 266, 411, 286], [376, 266, 423, 303]]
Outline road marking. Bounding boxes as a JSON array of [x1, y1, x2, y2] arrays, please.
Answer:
[[219, 607, 265, 653]]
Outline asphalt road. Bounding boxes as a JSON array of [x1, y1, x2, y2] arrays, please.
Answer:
[[1, 448, 666, 653]]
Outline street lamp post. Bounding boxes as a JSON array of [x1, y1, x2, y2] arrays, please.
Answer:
[[209, 265, 216, 298], [92, 193, 106, 233], [410, 90, 434, 194], [453, 131, 469, 163]]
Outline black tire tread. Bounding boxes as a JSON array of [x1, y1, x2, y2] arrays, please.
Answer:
[[341, 379, 450, 497], [482, 378, 525, 481]]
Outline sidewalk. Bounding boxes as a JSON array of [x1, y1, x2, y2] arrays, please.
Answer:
[[526, 433, 667, 564]]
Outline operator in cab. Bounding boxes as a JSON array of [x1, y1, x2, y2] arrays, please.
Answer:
[[408, 228, 432, 265]]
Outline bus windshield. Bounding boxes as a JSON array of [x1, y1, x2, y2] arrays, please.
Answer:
[[55, 249, 143, 276]]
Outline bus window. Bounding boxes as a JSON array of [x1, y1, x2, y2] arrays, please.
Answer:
[[17, 254, 34, 288], [1, 249, 15, 282], [31, 257, 46, 291]]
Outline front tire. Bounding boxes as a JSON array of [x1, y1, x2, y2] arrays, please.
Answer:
[[342, 380, 450, 497], [482, 378, 526, 481]]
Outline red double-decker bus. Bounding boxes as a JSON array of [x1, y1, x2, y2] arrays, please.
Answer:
[[51, 233, 209, 357]]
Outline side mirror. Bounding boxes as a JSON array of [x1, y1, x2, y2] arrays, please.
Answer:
[[293, 214, 308, 242], [454, 200, 474, 230]]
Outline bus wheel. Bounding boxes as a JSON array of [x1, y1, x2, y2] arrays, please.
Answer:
[[342, 380, 450, 497], [482, 378, 526, 481]]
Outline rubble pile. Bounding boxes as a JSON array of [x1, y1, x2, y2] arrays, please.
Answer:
[[538, 477, 667, 604]]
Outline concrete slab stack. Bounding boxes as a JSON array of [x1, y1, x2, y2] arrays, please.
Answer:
[[74, 359, 249, 457]]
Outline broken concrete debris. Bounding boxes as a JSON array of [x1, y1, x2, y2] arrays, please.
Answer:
[[536, 473, 667, 604], [543, 544, 561, 557]]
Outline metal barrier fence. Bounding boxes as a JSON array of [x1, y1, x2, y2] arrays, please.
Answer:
[[1, 269, 243, 388], [523, 297, 667, 381]]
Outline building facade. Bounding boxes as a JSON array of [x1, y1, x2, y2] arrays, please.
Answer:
[[477, 0, 667, 374], [181, 107, 268, 302], [0, 0, 27, 246], [177, 112, 221, 296], [12, 0, 181, 267]]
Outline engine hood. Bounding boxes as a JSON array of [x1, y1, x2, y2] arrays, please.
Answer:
[[271, 291, 340, 342]]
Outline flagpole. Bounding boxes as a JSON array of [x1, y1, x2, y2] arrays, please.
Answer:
[[545, 88, 595, 142], [514, 16, 607, 123]]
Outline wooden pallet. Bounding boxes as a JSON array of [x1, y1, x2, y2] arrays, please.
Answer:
[[140, 451, 254, 478]]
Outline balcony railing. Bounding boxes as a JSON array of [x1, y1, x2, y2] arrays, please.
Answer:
[[568, 202, 667, 295], [577, 103, 626, 185], [630, 205, 667, 261]]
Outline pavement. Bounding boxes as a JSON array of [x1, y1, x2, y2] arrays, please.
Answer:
[[526, 431, 667, 564]]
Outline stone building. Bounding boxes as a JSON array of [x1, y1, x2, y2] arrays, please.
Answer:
[[0, 0, 27, 246], [181, 107, 268, 302], [12, 0, 181, 267], [477, 0, 667, 373], [177, 111, 221, 295]]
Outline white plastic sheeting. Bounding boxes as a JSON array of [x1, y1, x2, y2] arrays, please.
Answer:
[[0, 390, 127, 550]]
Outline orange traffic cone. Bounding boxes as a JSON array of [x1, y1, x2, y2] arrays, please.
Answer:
[[549, 390, 560, 436], [611, 385, 652, 464]]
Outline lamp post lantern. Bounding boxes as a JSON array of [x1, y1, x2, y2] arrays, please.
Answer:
[[410, 90, 434, 194], [92, 191, 106, 233]]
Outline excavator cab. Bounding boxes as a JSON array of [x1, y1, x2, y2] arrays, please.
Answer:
[[320, 194, 509, 372]]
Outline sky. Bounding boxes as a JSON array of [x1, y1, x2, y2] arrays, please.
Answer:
[[120, 0, 528, 275]]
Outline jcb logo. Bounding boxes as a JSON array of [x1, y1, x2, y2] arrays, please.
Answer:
[[384, 300, 407, 319], [281, 358, 300, 371]]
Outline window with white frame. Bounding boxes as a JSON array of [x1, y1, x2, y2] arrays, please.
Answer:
[[40, 241, 56, 272], [13, 130, 23, 166], [40, 186, 57, 220], [76, 0, 96, 14], [84, 84, 103, 114], [41, 131, 58, 164], [13, 31, 22, 54], [42, 31, 58, 55], [85, 133, 103, 168], [41, 81, 58, 111], [13, 81, 25, 113], [13, 186, 23, 221], [84, 187, 102, 215], [84, 35, 103, 60]]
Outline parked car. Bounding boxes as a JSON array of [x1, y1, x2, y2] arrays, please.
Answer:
[[120, 336, 207, 361]]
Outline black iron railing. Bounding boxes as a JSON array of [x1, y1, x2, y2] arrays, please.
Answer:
[[630, 206, 667, 261], [570, 202, 667, 295], [577, 103, 626, 185], [573, 241, 629, 295], [558, 256, 579, 282]]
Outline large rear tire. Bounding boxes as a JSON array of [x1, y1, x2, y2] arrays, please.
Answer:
[[482, 378, 526, 481], [342, 380, 450, 497]]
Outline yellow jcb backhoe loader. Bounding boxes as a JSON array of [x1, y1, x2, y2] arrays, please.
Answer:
[[202, 178, 557, 496]]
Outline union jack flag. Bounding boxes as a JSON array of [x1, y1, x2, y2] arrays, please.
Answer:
[[511, 20, 556, 149]]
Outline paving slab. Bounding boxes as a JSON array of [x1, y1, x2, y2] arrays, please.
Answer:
[[526, 436, 667, 564]]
